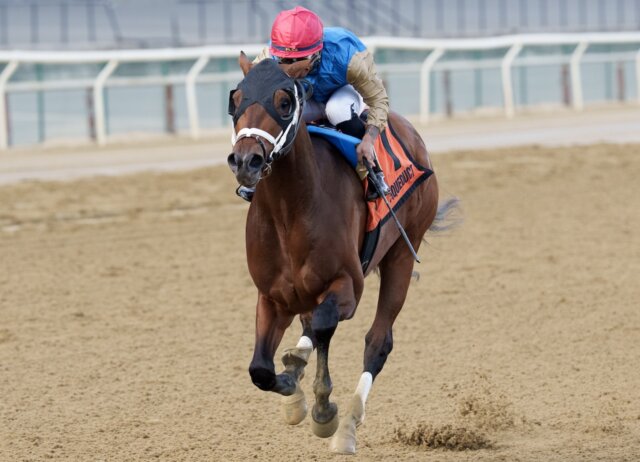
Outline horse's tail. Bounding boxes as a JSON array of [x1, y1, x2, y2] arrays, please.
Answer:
[[429, 195, 463, 233]]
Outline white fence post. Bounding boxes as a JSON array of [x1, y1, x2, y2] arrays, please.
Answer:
[[186, 55, 210, 140], [501, 43, 523, 118], [636, 48, 640, 104], [419, 48, 444, 125], [0, 60, 19, 150], [94, 59, 119, 146], [571, 42, 589, 110]]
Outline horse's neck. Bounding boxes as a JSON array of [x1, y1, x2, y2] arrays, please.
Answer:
[[259, 130, 320, 220]]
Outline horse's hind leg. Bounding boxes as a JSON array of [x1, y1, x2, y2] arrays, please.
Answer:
[[331, 244, 416, 454], [279, 313, 314, 425]]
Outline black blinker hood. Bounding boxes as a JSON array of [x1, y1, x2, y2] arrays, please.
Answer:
[[229, 59, 299, 130]]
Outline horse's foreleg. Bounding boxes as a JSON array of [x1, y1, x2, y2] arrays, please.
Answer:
[[279, 313, 314, 425], [310, 292, 341, 438], [331, 247, 416, 454], [282, 312, 314, 374], [248, 294, 297, 395]]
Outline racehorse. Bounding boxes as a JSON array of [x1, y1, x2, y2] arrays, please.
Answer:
[[227, 53, 456, 454]]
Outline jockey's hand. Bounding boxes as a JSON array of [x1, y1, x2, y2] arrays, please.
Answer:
[[357, 125, 379, 166]]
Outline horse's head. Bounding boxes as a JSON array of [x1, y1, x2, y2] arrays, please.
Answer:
[[227, 52, 309, 188]]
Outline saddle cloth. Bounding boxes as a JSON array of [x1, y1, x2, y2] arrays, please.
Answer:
[[365, 124, 433, 232]]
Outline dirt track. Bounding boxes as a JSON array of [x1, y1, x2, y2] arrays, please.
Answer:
[[1, 143, 639, 461]]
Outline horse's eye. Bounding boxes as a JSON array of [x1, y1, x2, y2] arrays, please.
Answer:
[[279, 97, 293, 119], [228, 89, 238, 116]]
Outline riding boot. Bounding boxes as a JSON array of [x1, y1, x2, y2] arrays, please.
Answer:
[[236, 185, 255, 202], [335, 106, 366, 138], [366, 161, 391, 202]]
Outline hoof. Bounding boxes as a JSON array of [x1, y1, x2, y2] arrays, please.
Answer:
[[281, 384, 307, 425], [249, 366, 276, 391], [311, 408, 339, 438], [282, 346, 312, 364], [281, 347, 310, 383], [329, 415, 357, 455]]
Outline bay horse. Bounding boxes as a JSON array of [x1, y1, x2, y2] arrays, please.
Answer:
[[227, 54, 454, 454]]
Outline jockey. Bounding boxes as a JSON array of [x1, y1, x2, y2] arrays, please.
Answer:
[[236, 6, 391, 202]]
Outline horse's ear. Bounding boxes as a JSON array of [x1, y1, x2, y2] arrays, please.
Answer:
[[279, 59, 313, 79], [239, 51, 253, 76]]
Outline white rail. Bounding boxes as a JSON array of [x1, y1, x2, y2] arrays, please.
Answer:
[[0, 32, 639, 149]]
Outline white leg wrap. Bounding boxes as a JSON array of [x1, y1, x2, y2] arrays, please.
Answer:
[[329, 372, 372, 454], [280, 336, 313, 426], [296, 336, 313, 350], [355, 372, 373, 404]]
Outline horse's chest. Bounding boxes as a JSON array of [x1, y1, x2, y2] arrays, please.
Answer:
[[250, 221, 338, 311], [267, 260, 329, 312]]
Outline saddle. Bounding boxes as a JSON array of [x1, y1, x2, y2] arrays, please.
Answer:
[[307, 125, 359, 168]]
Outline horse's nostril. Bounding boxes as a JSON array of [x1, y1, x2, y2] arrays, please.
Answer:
[[227, 153, 240, 170], [248, 154, 264, 171]]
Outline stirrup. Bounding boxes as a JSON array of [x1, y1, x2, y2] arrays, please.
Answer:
[[366, 171, 390, 202], [376, 172, 390, 196], [236, 185, 255, 202]]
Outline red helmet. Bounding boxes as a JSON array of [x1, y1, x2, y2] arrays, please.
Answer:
[[270, 6, 324, 59]]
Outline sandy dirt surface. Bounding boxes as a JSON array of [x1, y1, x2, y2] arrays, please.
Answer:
[[1, 143, 639, 461]]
